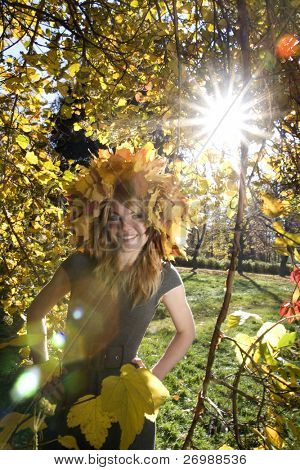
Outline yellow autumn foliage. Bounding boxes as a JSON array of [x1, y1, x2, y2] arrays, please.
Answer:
[[100, 364, 169, 449], [67, 395, 116, 449], [265, 426, 283, 449], [261, 194, 285, 218], [58, 434, 79, 450], [64, 143, 193, 260]]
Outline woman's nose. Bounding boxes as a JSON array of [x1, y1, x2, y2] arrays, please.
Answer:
[[121, 218, 133, 229]]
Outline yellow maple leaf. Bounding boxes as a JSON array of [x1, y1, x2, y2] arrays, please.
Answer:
[[58, 434, 79, 450], [101, 364, 169, 450], [67, 395, 115, 449]]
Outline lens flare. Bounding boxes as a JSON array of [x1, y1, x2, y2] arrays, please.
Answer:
[[10, 367, 41, 403], [275, 34, 300, 59], [51, 331, 65, 349], [72, 308, 83, 320]]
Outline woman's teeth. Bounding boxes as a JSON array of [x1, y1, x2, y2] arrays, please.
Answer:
[[122, 235, 137, 240]]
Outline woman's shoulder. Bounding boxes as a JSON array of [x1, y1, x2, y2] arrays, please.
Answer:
[[161, 260, 181, 275], [60, 250, 97, 283], [158, 260, 183, 297]]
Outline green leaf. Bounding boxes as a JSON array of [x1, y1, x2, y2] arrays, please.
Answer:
[[277, 331, 297, 349]]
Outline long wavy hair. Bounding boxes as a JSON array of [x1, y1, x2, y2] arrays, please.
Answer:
[[83, 180, 165, 309]]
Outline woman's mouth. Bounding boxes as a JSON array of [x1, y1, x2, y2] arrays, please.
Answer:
[[122, 235, 138, 240]]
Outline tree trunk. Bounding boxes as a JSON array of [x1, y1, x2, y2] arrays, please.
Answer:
[[182, 0, 251, 450], [279, 255, 288, 277], [192, 224, 206, 272], [237, 228, 245, 274]]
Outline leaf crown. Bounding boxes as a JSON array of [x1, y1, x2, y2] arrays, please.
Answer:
[[63, 142, 192, 260]]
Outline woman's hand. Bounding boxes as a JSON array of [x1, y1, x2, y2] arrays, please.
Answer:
[[131, 356, 145, 368]]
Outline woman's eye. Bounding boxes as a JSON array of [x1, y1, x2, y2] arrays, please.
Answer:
[[133, 212, 145, 220], [109, 214, 120, 222]]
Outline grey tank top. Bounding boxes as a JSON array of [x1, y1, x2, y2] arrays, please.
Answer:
[[59, 252, 183, 366]]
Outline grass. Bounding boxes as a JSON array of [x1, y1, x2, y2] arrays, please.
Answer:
[[139, 268, 295, 450]]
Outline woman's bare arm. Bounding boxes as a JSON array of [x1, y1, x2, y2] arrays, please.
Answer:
[[26, 266, 71, 364], [150, 284, 196, 381]]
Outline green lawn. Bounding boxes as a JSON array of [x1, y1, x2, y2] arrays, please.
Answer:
[[139, 268, 295, 450]]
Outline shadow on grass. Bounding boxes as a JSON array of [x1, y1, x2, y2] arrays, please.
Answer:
[[240, 273, 283, 304]]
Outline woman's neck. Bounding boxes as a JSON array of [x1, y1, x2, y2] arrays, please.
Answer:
[[118, 250, 139, 271]]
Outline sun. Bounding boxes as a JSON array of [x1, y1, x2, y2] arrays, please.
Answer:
[[177, 79, 265, 158], [189, 86, 255, 151], [197, 92, 248, 148]]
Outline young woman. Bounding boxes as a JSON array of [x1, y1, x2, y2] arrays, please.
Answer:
[[26, 145, 195, 450]]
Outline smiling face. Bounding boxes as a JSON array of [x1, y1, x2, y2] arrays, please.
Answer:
[[107, 200, 149, 254]]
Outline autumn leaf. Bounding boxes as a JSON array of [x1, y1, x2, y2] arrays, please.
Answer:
[[261, 194, 285, 217], [257, 322, 286, 348], [226, 310, 262, 328], [68, 63, 81, 77], [25, 151, 39, 165], [101, 364, 169, 449], [218, 444, 234, 450], [265, 426, 283, 449], [233, 333, 256, 366], [117, 98, 127, 107], [58, 435, 79, 450], [279, 301, 300, 323], [290, 267, 300, 285], [16, 134, 29, 149], [274, 237, 289, 256], [67, 395, 116, 449]]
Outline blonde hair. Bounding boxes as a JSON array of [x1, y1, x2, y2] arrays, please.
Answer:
[[82, 181, 165, 309]]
